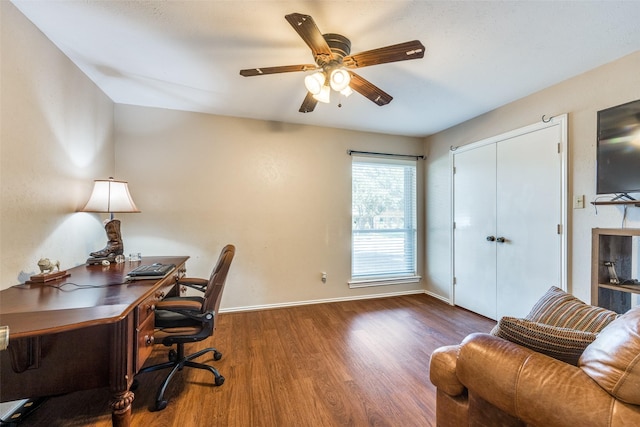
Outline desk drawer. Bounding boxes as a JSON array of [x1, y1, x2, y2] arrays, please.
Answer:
[[137, 290, 165, 326], [135, 314, 156, 372], [136, 276, 178, 325]]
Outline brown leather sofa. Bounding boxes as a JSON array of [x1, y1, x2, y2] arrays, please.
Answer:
[[429, 307, 640, 427]]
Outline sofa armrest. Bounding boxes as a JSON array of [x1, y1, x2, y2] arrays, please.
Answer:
[[457, 333, 640, 427], [429, 344, 465, 397]]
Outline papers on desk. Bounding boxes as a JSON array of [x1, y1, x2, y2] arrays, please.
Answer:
[[126, 263, 175, 280]]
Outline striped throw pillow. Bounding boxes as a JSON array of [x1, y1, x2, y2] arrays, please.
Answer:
[[494, 317, 598, 365], [525, 286, 619, 332]]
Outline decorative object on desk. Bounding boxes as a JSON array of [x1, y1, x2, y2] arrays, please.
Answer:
[[81, 177, 140, 265], [37, 258, 59, 273], [97, 255, 125, 266], [28, 258, 69, 283]]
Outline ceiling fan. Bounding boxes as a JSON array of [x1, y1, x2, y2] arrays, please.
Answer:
[[239, 13, 425, 113]]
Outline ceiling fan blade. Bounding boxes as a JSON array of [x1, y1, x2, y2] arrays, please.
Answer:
[[285, 13, 333, 61], [240, 64, 317, 77], [348, 72, 393, 106], [299, 92, 318, 113], [343, 40, 425, 68]]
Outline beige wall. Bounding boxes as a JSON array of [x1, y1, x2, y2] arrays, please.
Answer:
[[5, 0, 639, 311], [114, 105, 425, 310], [0, 2, 115, 288], [424, 51, 640, 304]]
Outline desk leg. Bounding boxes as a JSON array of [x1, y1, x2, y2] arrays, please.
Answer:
[[109, 317, 135, 427], [110, 390, 134, 426]]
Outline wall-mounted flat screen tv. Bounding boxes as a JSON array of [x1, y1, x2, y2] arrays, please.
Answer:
[[596, 99, 640, 197]]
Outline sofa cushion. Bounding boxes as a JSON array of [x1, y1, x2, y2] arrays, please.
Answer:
[[492, 317, 598, 365], [579, 307, 640, 405], [525, 286, 618, 332]]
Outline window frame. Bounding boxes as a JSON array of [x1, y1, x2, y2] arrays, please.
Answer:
[[349, 155, 420, 288]]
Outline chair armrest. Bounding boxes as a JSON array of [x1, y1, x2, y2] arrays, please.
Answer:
[[457, 333, 640, 427], [155, 296, 211, 323], [153, 309, 215, 344], [429, 345, 465, 396], [176, 277, 208, 293]]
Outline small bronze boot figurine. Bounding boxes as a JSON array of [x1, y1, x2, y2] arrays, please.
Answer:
[[89, 219, 124, 259]]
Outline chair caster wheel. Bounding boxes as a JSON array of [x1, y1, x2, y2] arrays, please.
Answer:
[[155, 400, 168, 411], [214, 351, 222, 361], [168, 349, 177, 362], [215, 375, 225, 386]]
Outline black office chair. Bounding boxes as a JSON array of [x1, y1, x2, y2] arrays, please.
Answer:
[[136, 244, 235, 411]]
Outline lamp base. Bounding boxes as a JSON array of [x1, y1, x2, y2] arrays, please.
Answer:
[[89, 219, 124, 260], [86, 255, 125, 265]]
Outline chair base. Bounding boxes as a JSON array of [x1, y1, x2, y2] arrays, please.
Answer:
[[136, 343, 224, 411]]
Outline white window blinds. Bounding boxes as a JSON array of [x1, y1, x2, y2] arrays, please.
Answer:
[[351, 156, 417, 281]]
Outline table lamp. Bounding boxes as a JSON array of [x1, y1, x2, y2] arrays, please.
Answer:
[[81, 177, 140, 264]]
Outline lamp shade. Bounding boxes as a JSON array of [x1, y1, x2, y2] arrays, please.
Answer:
[[81, 177, 140, 213], [329, 68, 351, 92], [312, 85, 331, 104], [340, 86, 353, 97], [304, 72, 325, 95]]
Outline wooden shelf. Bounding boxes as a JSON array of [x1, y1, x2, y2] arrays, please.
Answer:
[[591, 200, 640, 207], [598, 282, 640, 295], [592, 228, 640, 313]]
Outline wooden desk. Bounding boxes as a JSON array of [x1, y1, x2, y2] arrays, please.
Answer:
[[0, 256, 189, 426]]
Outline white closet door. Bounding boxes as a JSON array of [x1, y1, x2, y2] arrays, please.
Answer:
[[453, 143, 497, 319], [496, 125, 562, 319], [452, 117, 566, 321]]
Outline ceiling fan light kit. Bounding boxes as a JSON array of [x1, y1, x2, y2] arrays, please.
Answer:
[[304, 72, 325, 94], [314, 85, 331, 104], [340, 86, 353, 97], [239, 13, 425, 113], [329, 68, 350, 92]]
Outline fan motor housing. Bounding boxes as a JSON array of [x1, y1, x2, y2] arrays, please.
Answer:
[[323, 33, 351, 60]]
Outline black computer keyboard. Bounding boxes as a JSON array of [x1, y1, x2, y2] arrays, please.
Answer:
[[127, 263, 175, 277]]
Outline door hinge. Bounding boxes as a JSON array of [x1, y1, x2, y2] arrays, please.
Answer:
[[557, 143, 561, 154], [557, 224, 562, 234], [453, 166, 456, 174], [453, 277, 457, 285], [453, 221, 456, 229]]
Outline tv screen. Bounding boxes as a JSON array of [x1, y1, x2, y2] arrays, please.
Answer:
[[596, 99, 640, 196]]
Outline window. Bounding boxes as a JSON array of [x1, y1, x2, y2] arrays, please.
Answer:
[[350, 156, 418, 287]]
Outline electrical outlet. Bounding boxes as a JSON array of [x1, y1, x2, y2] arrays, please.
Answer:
[[573, 195, 585, 209]]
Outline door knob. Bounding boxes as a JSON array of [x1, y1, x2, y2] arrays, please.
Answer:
[[496, 237, 506, 243], [486, 236, 496, 242]]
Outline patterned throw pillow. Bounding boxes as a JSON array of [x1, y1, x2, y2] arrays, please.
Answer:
[[525, 286, 619, 332], [491, 286, 619, 365], [493, 317, 598, 365]]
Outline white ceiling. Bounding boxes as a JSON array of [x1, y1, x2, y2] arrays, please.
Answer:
[[10, 0, 640, 137]]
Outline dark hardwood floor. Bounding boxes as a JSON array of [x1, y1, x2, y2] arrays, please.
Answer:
[[16, 294, 494, 426]]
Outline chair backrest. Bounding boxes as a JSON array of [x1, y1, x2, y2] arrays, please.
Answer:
[[202, 244, 235, 316]]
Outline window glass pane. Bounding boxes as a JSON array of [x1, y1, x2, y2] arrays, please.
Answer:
[[352, 157, 417, 279]]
